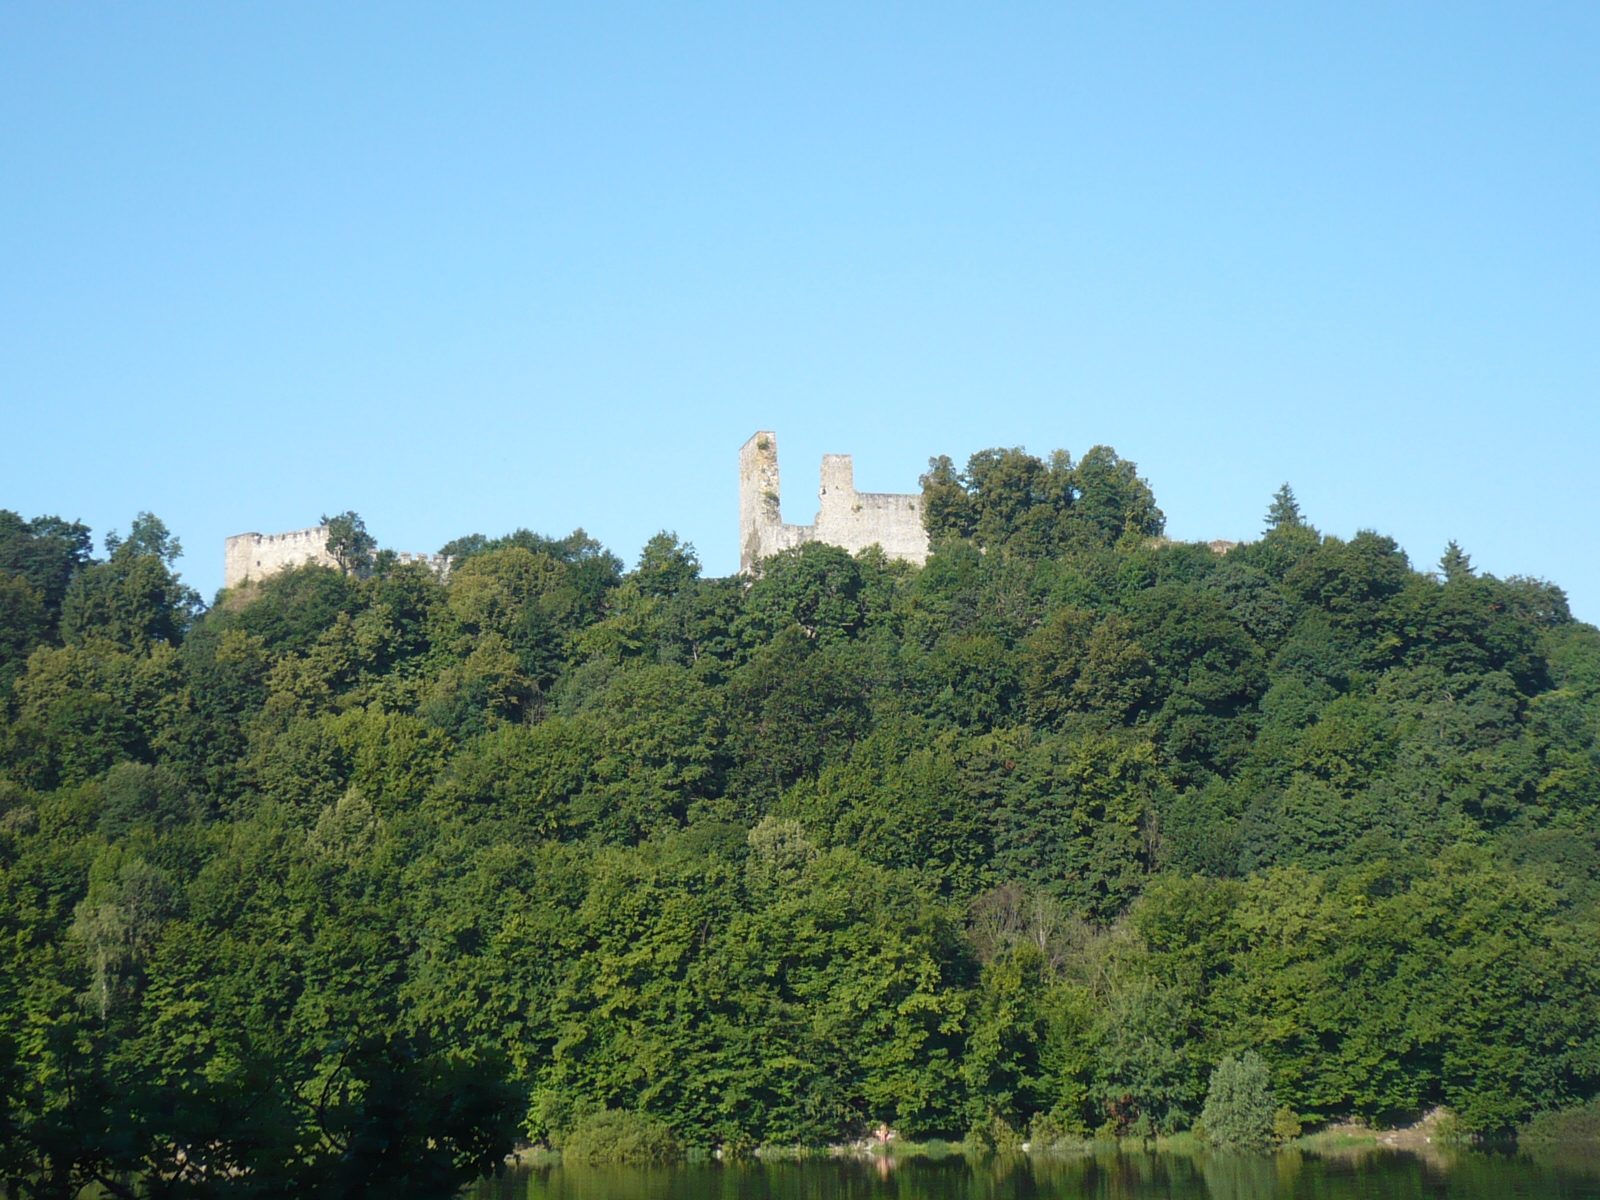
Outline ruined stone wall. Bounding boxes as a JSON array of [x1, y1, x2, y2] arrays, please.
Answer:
[[739, 431, 930, 573], [223, 528, 450, 588], [224, 527, 336, 588], [391, 551, 453, 574]]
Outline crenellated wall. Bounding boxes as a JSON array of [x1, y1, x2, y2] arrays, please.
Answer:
[[738, 431, 929, 573], [389, 551, 453, 574], [224, 527, 337, 588], [223, 527, 449, 589]]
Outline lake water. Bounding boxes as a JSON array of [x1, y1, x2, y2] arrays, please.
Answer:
[[471, 1147, 1600, 1200]]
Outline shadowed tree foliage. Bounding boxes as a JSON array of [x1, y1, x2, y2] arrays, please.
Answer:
[[0, 511, 96, 629]]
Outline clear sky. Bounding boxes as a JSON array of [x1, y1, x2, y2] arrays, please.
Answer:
[[3, 4, 1597, 614]]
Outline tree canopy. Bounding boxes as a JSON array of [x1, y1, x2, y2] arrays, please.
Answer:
[[1, 447, 1598, 1192]]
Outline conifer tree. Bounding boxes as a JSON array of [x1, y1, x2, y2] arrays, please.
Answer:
[[1265, 483, 1302, 531], [1440, 540, 1475, 582]]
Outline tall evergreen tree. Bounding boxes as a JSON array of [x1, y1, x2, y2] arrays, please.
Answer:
[[1440, 540, 1475, 582], [1264, 483, 1302, 531]]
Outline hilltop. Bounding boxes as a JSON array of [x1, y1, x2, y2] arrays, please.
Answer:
[[0, 444, 1597, 1189]]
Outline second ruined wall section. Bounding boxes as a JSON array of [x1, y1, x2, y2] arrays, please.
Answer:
[[813, 453, 929, 566], [224, 527, 451, 589], [739, 431, 930, 573]]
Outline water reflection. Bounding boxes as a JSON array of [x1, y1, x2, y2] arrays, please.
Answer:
[[470, 1147, 1600, 1200]]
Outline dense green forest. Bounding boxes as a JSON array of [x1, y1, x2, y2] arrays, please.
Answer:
[[2, 444, 1599, 1194]]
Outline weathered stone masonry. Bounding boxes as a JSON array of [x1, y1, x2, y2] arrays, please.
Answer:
[[223, 526, 448, 589], [739, 431, 930, 574], [224, 527, 334, 588]]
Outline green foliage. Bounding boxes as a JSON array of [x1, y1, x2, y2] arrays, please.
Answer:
[[744, 542, 865, 641], [919, 445, 1163, 555], [103, 512, 183, 566], [0, 510, 95, 627], [5, 641, 183, 788], [633, 531, 701, 599], [1440, 539, 1475, 582], [983, 733, 1159, 918], [0, 454, 1597, 1189], [560, 1109, 684, 1165], [439, 526, 622, 616], [322, 510, 377, 577], [95, 761, 193, 840], [1520, 1096, 1600, 1145], [1090, 978, 1195, 1133], [60, 516, 199, 653], [1265, 484, 1302, 531], [0, 571, 46, 695], [1201, 1051, 1276, 1151]]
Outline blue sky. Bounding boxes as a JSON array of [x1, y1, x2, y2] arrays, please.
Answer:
[[3, 3, 1597, 614]]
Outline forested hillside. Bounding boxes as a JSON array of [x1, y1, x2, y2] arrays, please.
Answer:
[[2, 446, 1599, 1190]]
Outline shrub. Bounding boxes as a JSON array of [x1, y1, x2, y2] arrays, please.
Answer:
[[1200, 1052, 1276, 1152], [1028, 1112, 1087, 1150], [988, 1115, 1024, 1153], [1520, 1097, 1600, 1146], [964, 1114, 1023, 1154], [1272, 1107, 1302, 1142], [560, 1110, 683, 1165]]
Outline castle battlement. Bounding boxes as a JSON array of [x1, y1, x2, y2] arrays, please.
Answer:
[[229, 433, 932, 587], [739, 431, 929, 573], [223, 526, 448, 589], [224, 527, 336, 588]]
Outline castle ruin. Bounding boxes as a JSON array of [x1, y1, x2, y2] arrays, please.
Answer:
[[223, 526, 448, 589], [229, 432, 934, 587], [229, 436, 1224, 588], [739, 431, 929, 574]]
